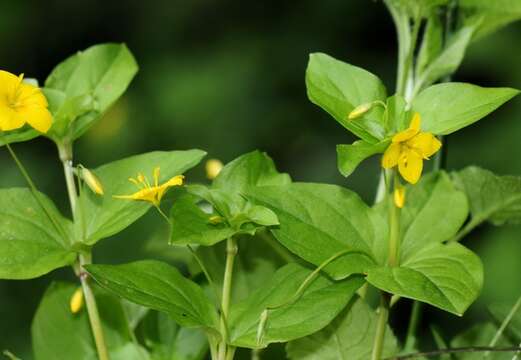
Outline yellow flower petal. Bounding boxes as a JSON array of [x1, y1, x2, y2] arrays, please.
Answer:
[[17, 83, 48, 108], [19, 106, 53, 133], [392, 112, 421, 143], [407, 132, 441, 159], [382, 142, 401, 169], [0, 105, 25, 131], [164, 175, 185, 187], [398, 149, 423, 184]]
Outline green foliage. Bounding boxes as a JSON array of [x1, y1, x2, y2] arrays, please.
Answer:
[[246, 183, 377, 280], [336, 140, 389, 177], [412, 83, 519, 135], [366, 241, 483, 315], [286, 297, 398, 360], [227, 263, 364, 349], [78, 149, 206, 245], [453, 166, 521, 227], [0, 188, 75, 279], [170, 151, 285, 246], [44, 43, 138, 142], [85, 260, 220, 332], [306, 53, 387, 143], [32, 281, 148, 360], [451, 323, 514, 359]]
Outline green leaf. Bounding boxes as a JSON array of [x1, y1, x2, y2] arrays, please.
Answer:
[[228, 263, 364, 349], [212, 150, 291, 192], [412, 82, 519, 135], [170, 188, 278, 246], [32, 281, 149, 360], [415, 25, 475, 91], [336, 140, 389, 177], [44, 43, 138, 140], [0, 188, 75, 279], [170, 192, 237, 247], [85, 260, 220, 332], [384, 94, 410, 133], [366, 242, 483, 315], [400, 172, 468, 260], [245, 183, 377, 280], [306, 53, 387, 143], [138, 311, 208, 360], [286, 297, 398, 360], [453, 166, 521, 228], [460, 0, 521, 41], [0, 128, 40, 147], [78, 149, 206, 245], [416, 14, 443, 78]]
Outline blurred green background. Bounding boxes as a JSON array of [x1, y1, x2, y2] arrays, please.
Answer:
[[1, 0, 520, 357]]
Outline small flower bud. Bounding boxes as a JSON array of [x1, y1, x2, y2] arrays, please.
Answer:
[[205, 159, 223, 180], [348, 103, 373, 120], [81, 168, 104, 195], [70, 287, 84, 314], [209, 215, 224, 224], [394, 186, 406, 208]]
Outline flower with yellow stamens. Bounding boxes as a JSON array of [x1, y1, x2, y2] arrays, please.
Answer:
[[382, 112, 441, 184], [113, 167, 184, 206], [0, 70, 52, 133]]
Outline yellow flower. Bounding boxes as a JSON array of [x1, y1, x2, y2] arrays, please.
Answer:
[[70, 287, 84, 314], [0, 70, 52, 133], [382, 113, 441, 184], [113, 167, 184, 206]]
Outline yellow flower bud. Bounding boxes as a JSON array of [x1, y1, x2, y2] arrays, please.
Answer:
[[81, 168, 104, 195], [209, 215, 224, 224], [348, 103, 373, 120], [205, 159, 224, 180], [394, 186, 406, 209], [70, 287, 84, 314]]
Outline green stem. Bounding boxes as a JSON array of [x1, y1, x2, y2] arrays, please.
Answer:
[[59, 142, 110, 360], [486, 295, 521, 358], [388, 173, 401, 267], [79, 253, 110, 360], [404, 301, 423, 352], [372, 294, 391, 360], [218, 237, 237, 360], [398, 12, 422, 97]]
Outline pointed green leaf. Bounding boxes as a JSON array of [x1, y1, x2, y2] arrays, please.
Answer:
[[44, 43, 138, 140], [0, 188, 75, 279], [412, 82, 519, 135], [453, 166, 521, 228], [336, 140, 389, 177], [228, 263, 364, 348], [460, 0, 521, 41], [85, 260, 220, 332], [400, 172, 468, 260], [245, 183, 377, 280], [366, 242, 483, 315], [286, 297, 398, 360], [213, 150, 291, 192], [416, 14, 443, 77], [306, 52, 387, 142], [415, 25, 475, 91], [79, 149, 206, 245]]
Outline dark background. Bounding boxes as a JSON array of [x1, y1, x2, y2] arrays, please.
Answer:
[[1, 0, 520, 357]]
